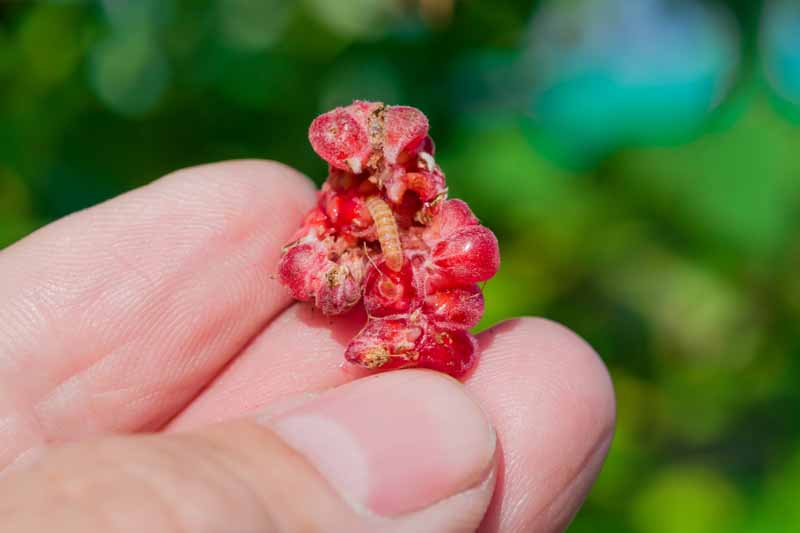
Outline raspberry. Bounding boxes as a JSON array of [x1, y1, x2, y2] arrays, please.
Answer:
[[279, 101, 500, 378]]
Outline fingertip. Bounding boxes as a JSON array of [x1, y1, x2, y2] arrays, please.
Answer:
[[269, 369, 496, 518], [470, 317, 616, 532], [477, 316, 616, 439], [159, 158, 318, 218], [0, 159, 321, 454]]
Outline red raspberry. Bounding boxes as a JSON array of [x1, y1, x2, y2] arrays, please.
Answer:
[[279, 101, 500, 378]]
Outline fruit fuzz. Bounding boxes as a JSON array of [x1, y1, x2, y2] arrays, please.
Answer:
[[278, 101, 500, 378]]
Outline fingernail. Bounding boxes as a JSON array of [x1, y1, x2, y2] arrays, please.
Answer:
[[267, 370, 495, 517]]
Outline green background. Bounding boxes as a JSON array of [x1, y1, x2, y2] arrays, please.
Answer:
[[1, 1, 799, 531]]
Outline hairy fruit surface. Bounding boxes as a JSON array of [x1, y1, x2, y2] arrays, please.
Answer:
[[278, 101, 500, 378]]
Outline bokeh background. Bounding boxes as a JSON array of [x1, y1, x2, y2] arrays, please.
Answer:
[[1, 0, 799, 530]]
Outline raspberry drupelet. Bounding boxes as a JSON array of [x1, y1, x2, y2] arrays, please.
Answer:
[[278, 101, 500, 378]]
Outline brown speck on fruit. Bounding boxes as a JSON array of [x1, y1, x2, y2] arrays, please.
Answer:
[[362, 347, 390, 369], [397, 341, 416, 353], [368, 104, 386, 149], [366, 104, 387, 171], [326, 266, 346, 288]]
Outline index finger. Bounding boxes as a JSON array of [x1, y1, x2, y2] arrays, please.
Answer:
[[0, 159, 315, 471], [170, 310, 616, 532]]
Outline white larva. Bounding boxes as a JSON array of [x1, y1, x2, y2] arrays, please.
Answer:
[[365, 195, 403, 272]]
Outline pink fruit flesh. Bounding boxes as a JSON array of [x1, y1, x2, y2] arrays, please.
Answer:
[[363, 262, 417, 318], [422, 285, 484, 330], [417, 328, 477, 377], [383, 106, 430, 164], [429, 226, 500, 289], [279, 101, 500, 378]]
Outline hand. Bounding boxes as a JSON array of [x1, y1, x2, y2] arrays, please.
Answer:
[[0, 160, 615, 532]]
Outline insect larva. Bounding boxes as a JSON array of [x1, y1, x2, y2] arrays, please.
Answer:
[[365, 195, 403, 272]]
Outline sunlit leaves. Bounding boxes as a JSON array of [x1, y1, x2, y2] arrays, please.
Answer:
[[18, 4, 87, 87], [217, 0, 290, 51], [762, 0, 800, 110], [631, 466, 743, 533], [304, 0, 403, 39], [89, 29, 170, 117], [523, 0, 739, 161], [616, 96, 800, 258]]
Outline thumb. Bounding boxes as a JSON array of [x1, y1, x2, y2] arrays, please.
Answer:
[[0, 371, 496, 533]]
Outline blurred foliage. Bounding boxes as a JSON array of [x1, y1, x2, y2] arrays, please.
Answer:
[[1, 0, 799, 531]]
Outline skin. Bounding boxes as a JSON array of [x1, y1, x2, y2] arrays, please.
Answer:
[[0, 160, 615, 533]]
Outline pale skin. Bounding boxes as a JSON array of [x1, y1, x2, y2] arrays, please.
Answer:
[[0, 160, 615, 532]]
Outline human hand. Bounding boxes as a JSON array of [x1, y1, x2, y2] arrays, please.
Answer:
[[0, 161, 615, 532]]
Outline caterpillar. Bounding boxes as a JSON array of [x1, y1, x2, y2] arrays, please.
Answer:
[[365, 195, 403, 272]]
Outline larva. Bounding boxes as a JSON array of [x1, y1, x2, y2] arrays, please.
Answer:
[[365, 195, 403, 272]]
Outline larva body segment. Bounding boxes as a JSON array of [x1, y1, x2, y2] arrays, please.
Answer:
[[365, 195, 403, 272]]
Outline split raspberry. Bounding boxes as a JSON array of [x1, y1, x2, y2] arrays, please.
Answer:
[[278, 101, 500, 378]]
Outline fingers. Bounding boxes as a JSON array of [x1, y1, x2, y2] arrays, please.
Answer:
[[170, 303, 372, 428], [174, 313, 615, 532], [0, 160, 316, 470], [0, 371, 496, 533], [468, 318, 616, 532]]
